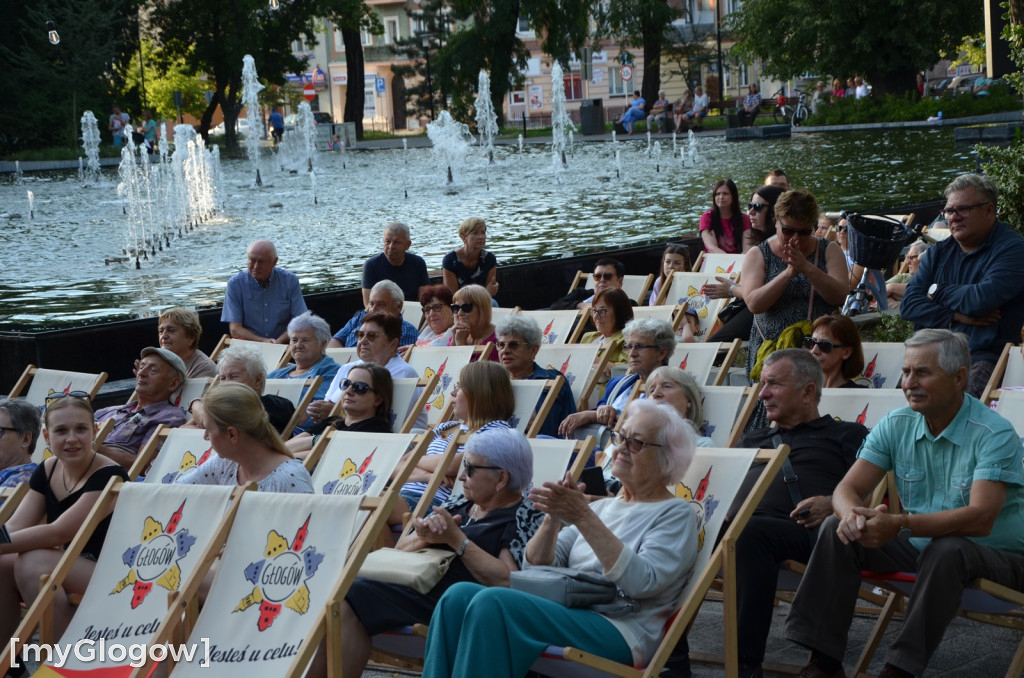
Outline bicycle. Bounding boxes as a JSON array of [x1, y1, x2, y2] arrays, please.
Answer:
[[790, 89, 809, 126], [772, 88, 810, 126]]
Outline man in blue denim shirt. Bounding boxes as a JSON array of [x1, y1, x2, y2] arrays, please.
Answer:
[[785, 330, 1024, 678], [221, 239, 308, 344], [900, 173, 1024, 396]]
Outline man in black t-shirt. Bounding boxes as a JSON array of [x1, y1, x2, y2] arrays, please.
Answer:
[[361, 222, 429, 306]]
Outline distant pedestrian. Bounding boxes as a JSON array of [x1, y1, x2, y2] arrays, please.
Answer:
[[109, 105, 130, 148], [268, 106, 284, 145]]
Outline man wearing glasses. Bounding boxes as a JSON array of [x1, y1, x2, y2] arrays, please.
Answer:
[[0, 399, 41, 488], [360, 222, 429, 306], [901, 173, 1024, 397], [551, 257, 626, 310]]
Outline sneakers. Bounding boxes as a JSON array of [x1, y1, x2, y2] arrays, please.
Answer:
[[797, 662, 846, 678]]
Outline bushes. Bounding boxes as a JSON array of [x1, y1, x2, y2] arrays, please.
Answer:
[[807, 85, 1020, 125]]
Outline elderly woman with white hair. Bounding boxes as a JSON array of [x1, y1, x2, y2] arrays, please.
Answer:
[[267, 312, 340, 431], [422, 399, 700, 678], [309, 428, 544, 678], [215, 344, 295, 434], [559, 318, 676, 437], [646, 366, 714, 446]]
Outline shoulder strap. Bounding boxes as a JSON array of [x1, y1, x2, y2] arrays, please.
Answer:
[[772, 432, 803, 508]]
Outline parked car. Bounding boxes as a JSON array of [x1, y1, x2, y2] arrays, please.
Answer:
[[208, 118, 251, 138]]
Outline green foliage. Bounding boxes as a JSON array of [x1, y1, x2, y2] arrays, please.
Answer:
[[949, 32, 988, 69], [120, 40, 208, 121], [729, 0, 981, 96], [977, 132, 1024, 238], [869, 313, 916, 344], [806, 85, 1020, 125], [596, 0, 681, 102]]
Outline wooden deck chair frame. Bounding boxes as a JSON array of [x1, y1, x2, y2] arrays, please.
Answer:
[[0, 482, 30, 526], [982, 342, 1023, 405], [698, 383, 761, 449], [325, 346, 359, 367], [630, 304, 685, 333], [7, 364, 108, 403], [652, 272, 729, 341], [569, 271, 655, 306], [264, 375, 322, 436], [512, 376, 566, 438], [210, 334, 290, 370], [669, 339, 741, 387], [399, 431, 467, 537]]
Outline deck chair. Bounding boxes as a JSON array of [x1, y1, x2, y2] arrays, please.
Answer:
[[491, 307, 519, 326], [672, 339, 741, 386], [570, 271, 654, 305], [818, 388, 910, 429], [389, 374, 439, 433], [403, 345, 480, 427], [137, 492, 375, 677], [631, 305, 685, 333], [210, 335, 290, 370], [699, 384, 761, 448], [694, 252, 744, 277], [7, 364, 108, 404], [982, 343, 1024, 404], [994, 390, 1024, 439], [305, 431, 426, 487], [859, 342, 908, 390], [127, 377, 213, 411], [518, 309, 587, 345], [33, 416, 115, 467], [324, 346, 359, 366], [510, 377, 566, 437], [0, 481, 243, 676], [535, 343, 615, 411], [654, 272, 729, 340], [131, 426, 213, 483], [0, 482, 30, 523], [264, 376, 322, 436], [404, 300, 423, 332]]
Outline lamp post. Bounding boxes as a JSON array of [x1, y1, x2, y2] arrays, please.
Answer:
[[419, 32, 436, 120], [715, 0, 724, 102]]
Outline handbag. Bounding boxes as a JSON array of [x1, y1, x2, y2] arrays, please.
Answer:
[[357, 547, 456, 594], [716, 298, 747, 324], [510, 565, 618, 608]]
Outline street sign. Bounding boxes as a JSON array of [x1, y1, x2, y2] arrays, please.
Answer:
[[303, 83, 316, 101], [620, 65, 633, 82], [375, 77, 386, 93]]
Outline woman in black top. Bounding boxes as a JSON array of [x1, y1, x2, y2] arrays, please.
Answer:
[[0, 394, 129, 646]]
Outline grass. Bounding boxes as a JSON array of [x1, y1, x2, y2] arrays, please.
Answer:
[[4, 146, 123, 162]]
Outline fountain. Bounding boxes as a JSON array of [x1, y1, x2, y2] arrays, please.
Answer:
[[426, 110, 472, 185], [26, 190, 34, 219], [653, 141, 662, 173], [549, 62, 575, 170], [475, 70, 499, 164], [241, 54, 266, 187], [80, 111, 102, 186]]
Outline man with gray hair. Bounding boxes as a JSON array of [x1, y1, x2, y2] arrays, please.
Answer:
[[329, 279, 419, 348], [361, 222, 429, 306], [785, 329, 1024, 678], [901, 173, 1024, 397], [0, 398, 42, 488], [222, 239, 308, 344], [216, 345, 295, 434]]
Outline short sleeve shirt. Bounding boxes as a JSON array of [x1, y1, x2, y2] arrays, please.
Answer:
[[442, 250, 497, 289], [94, 401, 187, 455], [362, 253, 430, 302], [221, 267, 308, 339], [176, 453, 313, 493]]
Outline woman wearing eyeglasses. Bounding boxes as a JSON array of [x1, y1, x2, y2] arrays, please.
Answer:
[[285, 363, 394, 458], [804, 315, 868, 389], [448, 284, 499, 362], [700, 179, 752, 255], [421, 399, 699, 678], [307, 428, 543, 678], [0, 395, 128, 647], [415, 284, 456, 347], [579, 288, 634, 369], [742, 190, 849, 429]]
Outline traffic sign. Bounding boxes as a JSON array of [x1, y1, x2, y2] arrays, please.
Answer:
[[375, 77, 386, 93], [620, 65, 633, 82], [303, 83, 316, 101]]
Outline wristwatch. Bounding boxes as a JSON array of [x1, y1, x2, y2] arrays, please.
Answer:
[[898, 513, 912, 541], [927, 283, 939, 299], [455, 537, 471, 557]]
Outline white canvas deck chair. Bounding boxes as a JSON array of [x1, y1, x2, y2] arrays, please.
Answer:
[[324, 346, 358, 366], [131, 426, 212, 484], [694, 252, 744, 277], [982, 343, 1024, 404], [535, 343, 614, 412], [403, 300, 423, 332], [994, 390, 1024, 439], [264, 376, 323, 436], [128, 377, 213, 412], [139, 491, 380, 677], [518, 309, 587, 345], [390, 373, 439, 433], [654, 272, 729, 341], [304, 431, 429, 496], [403, 345, 479, 427], [859, 342, 908, 390], [631, 305, 685, 333], [510, 377, 566, 437], [818, 388, 910, 429], [570, 271, 655, 306], [210, 335, 290, 370], [491, 307, 520, 327], [699, 384, 761, 448], [0, 481, 243, 677], [671, 339, 740, 386]]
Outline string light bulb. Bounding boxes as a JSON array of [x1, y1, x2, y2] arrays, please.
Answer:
[[46, 21, 60, 45], [269, 0, 280, 9]]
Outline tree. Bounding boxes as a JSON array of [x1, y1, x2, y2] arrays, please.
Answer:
[[121, 40, 208, 122], [390, 0, 452, 123], [729, 0, 981, 96], [661, 19, 714, 93], [597, 0, 682, 105]]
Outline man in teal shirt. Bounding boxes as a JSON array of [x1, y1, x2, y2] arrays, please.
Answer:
[[784, 328, 1024, 678]]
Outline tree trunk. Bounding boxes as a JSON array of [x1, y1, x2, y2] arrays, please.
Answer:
[[342, 27, 365, 140], [866, 67, 917, 98], [641, 30, 662, 110]]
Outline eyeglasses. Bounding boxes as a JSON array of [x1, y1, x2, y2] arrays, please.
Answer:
[[354, 330, 382, 341], [779, 225, 815, 237], [341, 379, 377, 396], [0, 427, 20, 439], [905, 254, 919, 262], [450, 302, 475, 315], [835, 225, 848, 233], [803, 337, 848, 353], [463, 460, 502, 477], [591, 307, 610, 317], [424, 303, 447, 314], [747, 202, 767, 213], [45, 390, 90, 404], [609, 430, 663, 454], [592, 272, 617, 281], [624, 343, 658, 352], [941, 202, 990, 219], [496, 340, 528, 351]]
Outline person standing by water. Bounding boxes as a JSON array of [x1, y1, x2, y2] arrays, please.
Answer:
[[109, 105, 129, 148]]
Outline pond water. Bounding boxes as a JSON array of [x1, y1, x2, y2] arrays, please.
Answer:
[[0, 128, 974, 330]]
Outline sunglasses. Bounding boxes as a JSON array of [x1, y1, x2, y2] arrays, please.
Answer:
[[609, 430, 663, 454], [803, 337, 849, 353], [451, 302, 475, 314], [340, 379, 377, 396], [463, 460, 502, 477], [592, 272, 617, 281], [780, 226, 815, 237], [836, 225, 848, 233], [45, 390, 90, 403], [747, 202, 767, 213], [354, 330, 382, 341], [496, 340, 528, 351]]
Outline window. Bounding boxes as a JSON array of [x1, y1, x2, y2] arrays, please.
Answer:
[[410, 16, 426, 36], [363, 75, 377, 118], [739, 64, 750, 87], [517, 14, 533, 35], [608, 67, 629, 97], [384, 17, 399, 45], [361, 28, 373, 47], [724, 65, 733, 90], [563, 71, 583, 101], [333, 28, 345, 52]]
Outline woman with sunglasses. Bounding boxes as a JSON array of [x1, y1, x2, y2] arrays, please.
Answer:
[[448, 284, 499, 362], [804, 315, 868, 389], [177, 382, 313, 492], [442, 217, 499, 299], [285, 363, 394, 457], [0, 395, 129, 647], [415, 284, 456, 347], [391, 361, 515, 526], [308, 428, 543, 678], [700, 179, 752, 255], [421, 399, 699, 678], [742, 190, 849, 429]]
